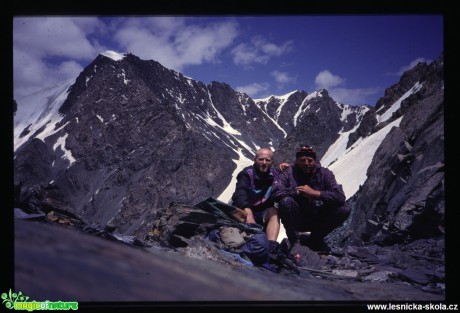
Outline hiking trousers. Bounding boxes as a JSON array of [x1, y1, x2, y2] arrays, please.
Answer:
[[277, 196, 351, 243]]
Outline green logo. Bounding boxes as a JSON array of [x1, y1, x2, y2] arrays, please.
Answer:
[[1, 289, 78, 311]]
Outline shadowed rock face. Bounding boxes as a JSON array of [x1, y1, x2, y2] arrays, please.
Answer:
[[335, 54, 444, 247]]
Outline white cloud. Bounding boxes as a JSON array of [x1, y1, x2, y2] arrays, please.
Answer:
[[114, 17, 239, 71], [13, 16, 239, 100], [231, 36, 292, 66], [253, 36, 292, 56], [397, 57, 431, 76], [271, 70, 296, 84], [314, 70, 345, 89], [236, 82, 270, 98], [13, 17, 105, 100], [14, 17, 104, 60], [56, 61, 84, 80], [314, 70, 379, 105], [232, 42, 267, 66]]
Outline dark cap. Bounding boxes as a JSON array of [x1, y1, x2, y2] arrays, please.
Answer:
[[296, 145, 317, 159]]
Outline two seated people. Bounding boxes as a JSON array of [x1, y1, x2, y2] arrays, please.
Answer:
[[230, 145, 351, 256]]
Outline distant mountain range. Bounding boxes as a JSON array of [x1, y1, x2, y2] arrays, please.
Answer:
[[14, 51, 444, 247]]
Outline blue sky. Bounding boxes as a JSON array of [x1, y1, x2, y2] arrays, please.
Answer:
[[13, 15, 443, 106]]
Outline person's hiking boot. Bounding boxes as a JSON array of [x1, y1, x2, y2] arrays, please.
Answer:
[[303, 235, 331, 254], [298, 233, 310, 246], [269, 240, 281, 256], [269, 239, 300, 274], [279, 238, 292, 254]]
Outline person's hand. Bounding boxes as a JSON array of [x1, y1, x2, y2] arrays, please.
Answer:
[[244, 208, 256, 224], [246, 215, 256, 224], [279, 162, 290, 171], [296, 185, 320, 198], [231, 208, 247, 223]]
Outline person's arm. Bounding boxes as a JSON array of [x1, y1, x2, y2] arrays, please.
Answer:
[[272, 167, 297, 201], [316, 168, 346, 205], [243, 208, 256, 224], [278, 162, 290, 171], [231, 170, 252, 212], [296, 184, 321, 199], [232, 171, 257, 224]]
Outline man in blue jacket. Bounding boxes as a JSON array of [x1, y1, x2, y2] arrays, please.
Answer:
[[231, 148, 280, 243], [272, 145, 351, 254]]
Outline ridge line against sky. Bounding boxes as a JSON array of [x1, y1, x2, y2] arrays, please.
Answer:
[[12, 8, 443, 107]]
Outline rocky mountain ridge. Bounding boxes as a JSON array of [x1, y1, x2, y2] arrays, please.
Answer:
[[14, 51, 444, 252]]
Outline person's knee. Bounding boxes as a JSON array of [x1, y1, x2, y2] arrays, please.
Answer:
[[266, 206, 278, 217], [264, 207, 279, 223], [278, 197, 295, 209], [339, 203, 351, 220]]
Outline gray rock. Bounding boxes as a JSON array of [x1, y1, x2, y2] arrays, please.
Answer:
[[15, 220, 445, 303]]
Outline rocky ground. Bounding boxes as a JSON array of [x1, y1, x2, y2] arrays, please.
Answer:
[[14, 216, 450, 312]]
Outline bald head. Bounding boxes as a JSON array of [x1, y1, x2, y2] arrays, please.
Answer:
[[254, 148, 273, 173]]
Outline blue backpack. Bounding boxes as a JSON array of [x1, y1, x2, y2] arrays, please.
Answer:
[[242, 232, 270, 266]]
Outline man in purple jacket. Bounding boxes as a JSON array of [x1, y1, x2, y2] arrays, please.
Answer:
[[272, 145, 351, 254], [231, 148, 280, 243]]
